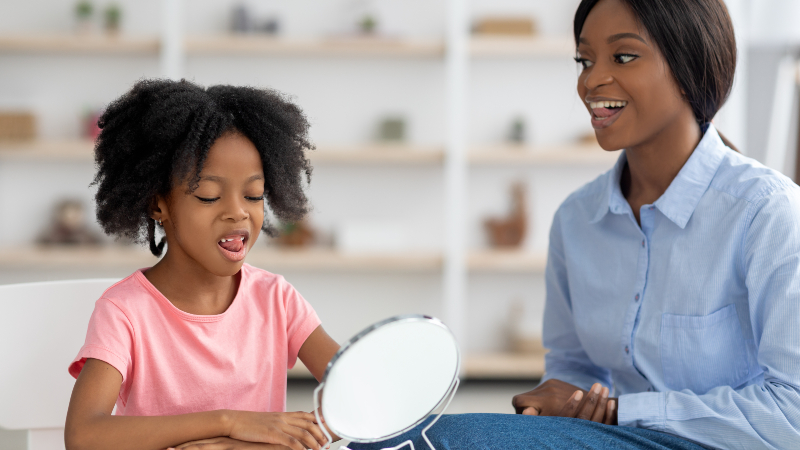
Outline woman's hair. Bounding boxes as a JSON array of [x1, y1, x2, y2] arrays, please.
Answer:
[[92, 79, 314, 256], [573, 0, 737, 128]]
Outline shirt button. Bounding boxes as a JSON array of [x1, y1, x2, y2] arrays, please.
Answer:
[[649, 206, 655, 210], [647, 387, 652, 392], [641, 239, 645, 247], [635, 293, 640, 301], [624, 346, 629, 354]]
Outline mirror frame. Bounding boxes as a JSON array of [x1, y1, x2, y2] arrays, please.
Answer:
[[313, 314, 461, 444]]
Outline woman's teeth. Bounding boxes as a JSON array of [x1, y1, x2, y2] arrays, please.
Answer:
[[589, 100, 628, 109], [219, 237, 245, 243]]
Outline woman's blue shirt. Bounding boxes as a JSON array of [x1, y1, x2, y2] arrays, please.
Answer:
[[542, 124, 800, 448]]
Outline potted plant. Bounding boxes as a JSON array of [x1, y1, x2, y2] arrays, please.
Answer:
[[104, 3, 122, 35], [75, 1, 94, 34]]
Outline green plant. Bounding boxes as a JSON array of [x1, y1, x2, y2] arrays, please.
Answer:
[[75, 1, 93, 19], [105, 3, 122, 32]]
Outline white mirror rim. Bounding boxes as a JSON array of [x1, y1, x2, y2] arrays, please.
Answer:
[[318, 315, 460, 443]]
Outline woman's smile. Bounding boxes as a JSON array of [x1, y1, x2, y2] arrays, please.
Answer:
[[587, 98, 628, 129]]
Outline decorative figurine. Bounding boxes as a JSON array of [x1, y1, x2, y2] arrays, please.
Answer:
[[38, 199, 102, 246], [230, 3, 252, 34], [274, 220, 315, 247], [484, 183, 528, 248]]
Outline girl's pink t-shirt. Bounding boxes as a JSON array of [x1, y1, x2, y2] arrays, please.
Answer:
[[68, 263, 321, 416]]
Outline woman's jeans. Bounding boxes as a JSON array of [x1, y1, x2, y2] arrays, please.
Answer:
[[346, 414, 707, 450]]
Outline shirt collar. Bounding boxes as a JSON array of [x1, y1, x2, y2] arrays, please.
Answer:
[[590, 124, 728, 228]]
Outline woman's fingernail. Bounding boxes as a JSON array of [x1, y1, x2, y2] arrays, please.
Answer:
[[601, 387, 609, 397], [575, 390, 584, 401], [609, 399, 616, 410], [592, 384, 601, 394]]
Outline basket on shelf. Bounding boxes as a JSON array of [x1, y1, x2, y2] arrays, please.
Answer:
[[0, 112, 36, 141]]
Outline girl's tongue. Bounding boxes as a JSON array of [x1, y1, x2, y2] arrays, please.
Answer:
[[593, 107, 619, 118], [219, 238, 244, 253]]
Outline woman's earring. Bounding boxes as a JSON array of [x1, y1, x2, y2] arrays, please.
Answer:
[[156, 219, 163, 226]]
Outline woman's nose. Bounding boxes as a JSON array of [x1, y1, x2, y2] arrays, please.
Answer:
[[583, 62, 614, 92]]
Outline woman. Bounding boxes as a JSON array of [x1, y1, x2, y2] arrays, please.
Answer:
[[353, 0, 800, 448]]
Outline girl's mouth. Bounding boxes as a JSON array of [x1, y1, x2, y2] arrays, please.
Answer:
[[589, 100, 627, 130], [218, 235, 248, 262]]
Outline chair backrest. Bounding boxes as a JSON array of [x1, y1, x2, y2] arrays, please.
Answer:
[[0, 279, 119, 430]]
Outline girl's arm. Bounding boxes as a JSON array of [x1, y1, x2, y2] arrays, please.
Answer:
[[65, 358, 326, 450], [297, 325, 340, 382]]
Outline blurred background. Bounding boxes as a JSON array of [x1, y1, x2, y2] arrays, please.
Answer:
[[0, 0, 798, 433]]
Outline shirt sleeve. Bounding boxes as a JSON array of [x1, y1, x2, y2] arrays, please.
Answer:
[[281, 278, 322, 369], [541, 209, 613, 391], [68, 297, 134, 384], [619, 188, 800, 449]]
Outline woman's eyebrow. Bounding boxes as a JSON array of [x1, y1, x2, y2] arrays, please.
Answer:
[[607, 32, 645, 44]]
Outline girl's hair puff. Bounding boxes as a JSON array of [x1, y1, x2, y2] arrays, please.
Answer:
[[92, 79, 314, 256]]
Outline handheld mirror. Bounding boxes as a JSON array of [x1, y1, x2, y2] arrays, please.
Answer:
[[313, 315, 460, 450]]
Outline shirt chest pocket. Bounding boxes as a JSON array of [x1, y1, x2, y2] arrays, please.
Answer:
[[660, 304, 750, 395]]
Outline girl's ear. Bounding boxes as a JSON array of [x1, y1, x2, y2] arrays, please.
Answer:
[[149, 195, 168, 223]]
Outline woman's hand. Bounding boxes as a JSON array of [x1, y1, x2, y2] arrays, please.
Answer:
[[223, 411, 328, 450], [512, 379, 617, 425], [170, 437, 292, 449]]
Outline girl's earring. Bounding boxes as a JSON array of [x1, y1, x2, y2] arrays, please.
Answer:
[[156, 219, 163, 226]]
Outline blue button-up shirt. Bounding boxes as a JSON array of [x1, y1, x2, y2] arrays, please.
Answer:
[[541, 124, 800, 449]]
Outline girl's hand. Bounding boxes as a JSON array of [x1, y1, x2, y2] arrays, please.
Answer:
[[224, 411, 328, 450], [170, 437, 291, 449], [512, 379, 617, 425]]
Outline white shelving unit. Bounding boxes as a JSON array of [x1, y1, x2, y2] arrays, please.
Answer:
[[0, 0, 616, 378]]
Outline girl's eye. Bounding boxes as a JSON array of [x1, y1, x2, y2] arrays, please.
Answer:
[[615, 54, 638, 64], [574, 56, 594, 70], [195, 196, 219, 204], [246, 195, 265, 202]]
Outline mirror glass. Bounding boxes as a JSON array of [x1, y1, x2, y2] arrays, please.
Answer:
[[318, 315, 459, 442]]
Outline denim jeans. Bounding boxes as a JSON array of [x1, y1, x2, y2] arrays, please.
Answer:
[[346, 414, 707, 450]]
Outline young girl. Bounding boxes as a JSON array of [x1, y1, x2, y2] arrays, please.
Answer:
[[65, 79, 340, 450], [354, 0, 800, 448]]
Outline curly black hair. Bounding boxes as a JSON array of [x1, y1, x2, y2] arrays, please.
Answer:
[[92, 79, 314, 256]]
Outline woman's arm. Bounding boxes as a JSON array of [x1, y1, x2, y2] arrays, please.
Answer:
[[65, 358, 326, 450], [539, 210, 612, 389]]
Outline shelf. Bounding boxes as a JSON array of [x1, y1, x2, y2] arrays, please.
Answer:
[[309, 145, 443, 164], [470, 35, 575, 57], [186, 35, 444, 58], [249, 248, 442, 272], [470, 143, 618, 165], [288, 351, 545, 380], [0, 246, 158, 269], [0, 140, 617, 167], [0, 246, 442, 273], [0, 139, 94, 161], [0, 35, 160, 54], [468, 250, 546, 273], [462, 352, 545, 380], [0, 140, 444, 164]]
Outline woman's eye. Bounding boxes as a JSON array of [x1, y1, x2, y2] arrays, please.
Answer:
[[574, 57, 594, 69], [246, 195, 265, 202], [615, 54, 637, 64], [195, 196, 219, 204]]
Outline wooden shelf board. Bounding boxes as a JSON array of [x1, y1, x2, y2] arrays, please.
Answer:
[[463, 352, 545, 379], [0, 246, 441, 272], [289, 352, 545, 380], [0, 139, 94, 161], [248, 248, 442, 272], [0, 35, 160, 54], [187, 36, 444, 57], [310, 145, 443, 164], [0, 246, 158, 269], [470, 35, 575, 57], [470, 143, 619, 165], [468, 250, 546, 273]]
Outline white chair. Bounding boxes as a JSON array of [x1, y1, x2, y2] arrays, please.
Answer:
[[0, 279, 119, 450]]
